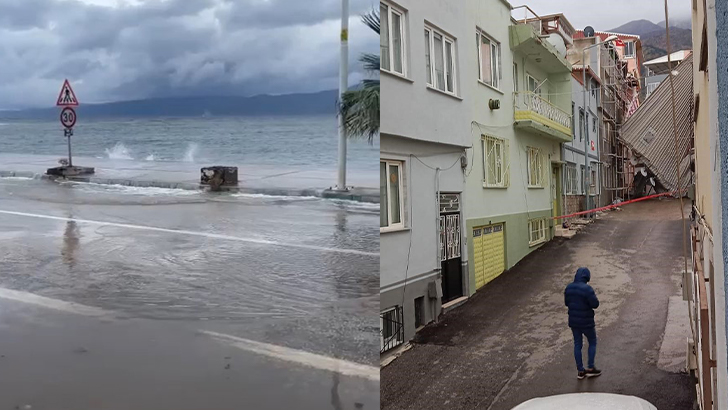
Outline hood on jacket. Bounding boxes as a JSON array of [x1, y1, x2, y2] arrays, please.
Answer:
[[574, 267, 591, 283]]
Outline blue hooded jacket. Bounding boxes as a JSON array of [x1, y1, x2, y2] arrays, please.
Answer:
[[564, 267, 600, 328]]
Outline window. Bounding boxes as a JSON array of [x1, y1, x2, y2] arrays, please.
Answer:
[[380, 306, 404, 352], [592, 117, 597, 133], [527, 74, 541, 96], [579, 109, 585, 141], [590, 169, 597, 195], [527, 147, 544, 188], [528, 218, 547, 246], [381, 160, 404, 229], [425, 26, 456, 94], [414, 297, 424, 328], [513, 63, 518, 92], [624, 41, 635, 58], [585, 112, 589, 141], [571, 102, 575, 138], [565, 163, 579, 194], [580, 165, 585, 194], [381, 3, 406, 75], [483, 136, 510, 188], [477, 29, 500, 89], [647, 82, 659, 96]]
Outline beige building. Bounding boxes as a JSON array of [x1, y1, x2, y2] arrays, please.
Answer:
[[689, 0, 728, 408]]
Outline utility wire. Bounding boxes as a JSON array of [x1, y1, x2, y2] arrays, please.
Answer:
[[663, 0, 690, 312]]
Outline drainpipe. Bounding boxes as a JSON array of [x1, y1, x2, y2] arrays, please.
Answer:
[[562, 141, 567, 219], [582, 48, 590, 217], [435, 167, 441, 280]]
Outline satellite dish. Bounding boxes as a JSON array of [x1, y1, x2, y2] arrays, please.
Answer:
[[584, 26, 595, 37]]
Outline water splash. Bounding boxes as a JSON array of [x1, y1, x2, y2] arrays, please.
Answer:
[[105, 142, 133, 160], [183, 143, 198, 162], [145, 154, 157, 161]]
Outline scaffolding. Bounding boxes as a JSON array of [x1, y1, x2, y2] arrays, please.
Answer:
[[596, 42, 639, 205]]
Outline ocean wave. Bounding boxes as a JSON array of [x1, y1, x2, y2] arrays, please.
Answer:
[[59, 181, 202, 196], [105, 142, 133, 160]]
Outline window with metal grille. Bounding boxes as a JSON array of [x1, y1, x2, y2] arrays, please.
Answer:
[[380, 306, 404, 353], [528, 218, 547, 246], [527, 147, 544, 188], [483, 136, 510, 188]]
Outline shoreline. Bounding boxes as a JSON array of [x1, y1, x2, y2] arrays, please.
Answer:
[[0, 169, 379, 204]]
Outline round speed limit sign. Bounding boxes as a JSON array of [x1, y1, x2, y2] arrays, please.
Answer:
[[60, 107, 77, 129]]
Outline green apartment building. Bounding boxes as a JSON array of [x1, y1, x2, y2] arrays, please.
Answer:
[[464, 2, 573, 294]]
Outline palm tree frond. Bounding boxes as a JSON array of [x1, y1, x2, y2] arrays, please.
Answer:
[[340, 85, 380, 144], [362, 9, 380, 35], [360, 53, 380, 72]]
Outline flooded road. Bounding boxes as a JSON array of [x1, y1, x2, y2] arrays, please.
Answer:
[[0, 176, 379, 408]]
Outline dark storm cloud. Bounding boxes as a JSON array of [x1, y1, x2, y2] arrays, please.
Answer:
[[0, 0, 378, 109]]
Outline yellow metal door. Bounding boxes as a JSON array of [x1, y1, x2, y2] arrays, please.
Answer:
[[473, 224, 505, 289]]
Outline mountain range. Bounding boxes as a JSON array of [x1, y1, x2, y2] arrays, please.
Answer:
[[607, 19, 693, 62], [0, 89, 342, 119]]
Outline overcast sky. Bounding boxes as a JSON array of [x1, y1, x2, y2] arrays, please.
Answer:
[[0, 0, 378, 109], [529, 0, 691, 32]]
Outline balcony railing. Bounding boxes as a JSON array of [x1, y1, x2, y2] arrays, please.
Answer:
[[514, 92, 572, 136]]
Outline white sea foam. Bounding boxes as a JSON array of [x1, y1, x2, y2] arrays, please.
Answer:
[[61, 181, 201, 196], [183, 143, 198, 162], [105, 142, 133, 160]]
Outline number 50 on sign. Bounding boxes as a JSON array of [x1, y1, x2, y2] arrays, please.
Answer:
[[60, 107, 77, 129]]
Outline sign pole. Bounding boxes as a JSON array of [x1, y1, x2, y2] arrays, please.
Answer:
[[66, 128, 73, 167]]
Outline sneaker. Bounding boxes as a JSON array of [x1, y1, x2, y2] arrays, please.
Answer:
[[577, 371, 586, 380], [586, 367, 602, 378]]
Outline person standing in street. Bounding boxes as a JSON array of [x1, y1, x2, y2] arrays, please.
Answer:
[[564, 267, 602, 379]]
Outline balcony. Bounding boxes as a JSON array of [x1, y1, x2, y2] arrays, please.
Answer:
[[514, 92, 572, 142], [509, 23, 571, 74]]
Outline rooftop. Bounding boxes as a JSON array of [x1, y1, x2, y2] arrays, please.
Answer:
[[644, 50, 693, 74]]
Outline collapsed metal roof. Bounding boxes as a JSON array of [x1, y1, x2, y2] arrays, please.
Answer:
[[620, 53, 693, 193]]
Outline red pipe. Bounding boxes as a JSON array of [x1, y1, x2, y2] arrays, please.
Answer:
[[553, 191, 679, 220]]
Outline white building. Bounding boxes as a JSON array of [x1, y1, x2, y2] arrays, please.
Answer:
[[380, 0, 470, 352]]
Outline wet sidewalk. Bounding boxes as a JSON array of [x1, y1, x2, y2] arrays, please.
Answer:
[[0, 295, 379, 410], [381, 199, 695, 410], [0, 154, 379, 202]]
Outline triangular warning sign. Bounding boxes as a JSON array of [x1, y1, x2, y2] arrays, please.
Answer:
[[56, 79, 79, 106]]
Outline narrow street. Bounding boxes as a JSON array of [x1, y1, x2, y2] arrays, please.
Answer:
[[381, 199, 695, 410]]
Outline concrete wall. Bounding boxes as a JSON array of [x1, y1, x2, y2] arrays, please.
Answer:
[[380, 0, 470, 149], [380, 135, 466, 346], [380, 0, 471, 349], [714, 0, 728, 406]]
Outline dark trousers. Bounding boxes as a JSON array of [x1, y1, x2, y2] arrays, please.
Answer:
[[571, 326, 597, 372]]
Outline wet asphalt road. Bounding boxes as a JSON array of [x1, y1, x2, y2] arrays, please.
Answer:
[[0, 177, 379, 408], [381, 199, 695, 410]]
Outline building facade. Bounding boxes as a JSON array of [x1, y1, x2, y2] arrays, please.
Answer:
[[463, 5, 573, 294], [562, 69, 601, 216], [689, 0, 728, 407], [380, 0, 470, 353], [573, 30, 643, 206]]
